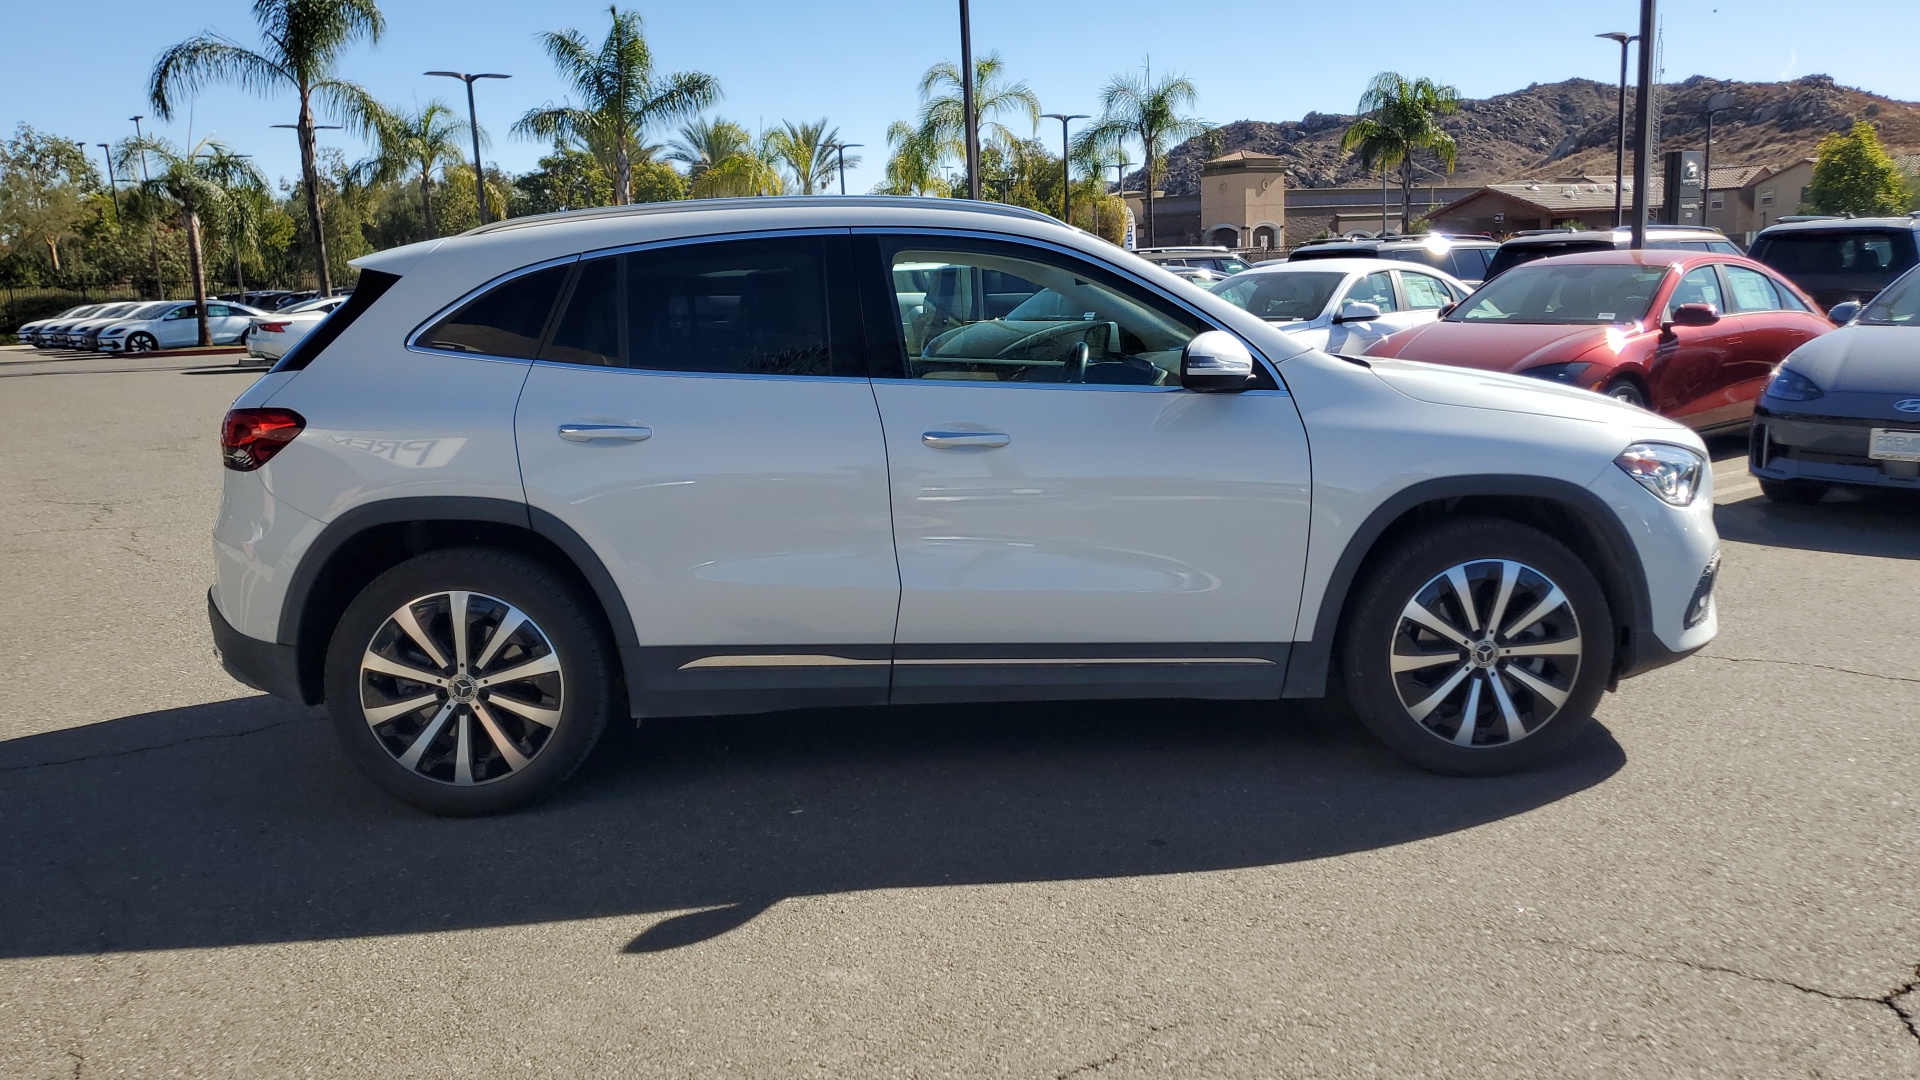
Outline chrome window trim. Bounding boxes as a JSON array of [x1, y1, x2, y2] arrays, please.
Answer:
[[855, 225, 1288, 385], [526, 361, 873, 386], [405, 253, 581, 363]]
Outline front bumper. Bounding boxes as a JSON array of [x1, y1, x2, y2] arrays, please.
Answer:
[[1586, 461, 1721, 671], [208, 589, 308, 703], [1750, 408, 1920, 490]]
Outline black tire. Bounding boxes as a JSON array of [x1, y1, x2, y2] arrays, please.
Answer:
[[126, 332, 158, 353], [1603, 378, 1648, 409], [1759, 477, 1829, 505], [324, 548, 615, 815], [1338, 519, 1613, 776]]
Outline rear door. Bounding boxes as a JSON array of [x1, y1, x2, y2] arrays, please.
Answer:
[[1716, 263, 1830, 421], [513, 232, 899, 715]]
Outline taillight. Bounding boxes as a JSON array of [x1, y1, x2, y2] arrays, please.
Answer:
[[259, 321, 289, 333], [221, 408, 305, 471]]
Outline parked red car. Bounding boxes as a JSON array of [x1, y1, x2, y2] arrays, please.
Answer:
[[1363, 250, 1832, 431]]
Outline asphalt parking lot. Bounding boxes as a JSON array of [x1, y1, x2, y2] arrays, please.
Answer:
[[2, 346, 1916, 1078]]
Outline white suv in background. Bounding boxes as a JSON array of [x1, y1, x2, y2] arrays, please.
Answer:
[[209, 197, 1721, 815]]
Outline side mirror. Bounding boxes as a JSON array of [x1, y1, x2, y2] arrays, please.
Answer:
[[1826, 300, 1861, 325], [1436, 301, 1457, 319], [1333, 301, 1383, 324], [1180, 330, 1257, 393], [1666, 302, 1720, 329]]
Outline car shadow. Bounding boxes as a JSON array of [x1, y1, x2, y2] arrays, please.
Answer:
[[1, 694, 1623, 959], [1715, 487, 1920, 560]]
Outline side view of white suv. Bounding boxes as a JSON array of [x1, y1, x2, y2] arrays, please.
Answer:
[[209, 197, 1721, 815]]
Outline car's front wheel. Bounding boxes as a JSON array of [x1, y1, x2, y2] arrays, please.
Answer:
[[324, 548, 615, 815], [1603, 378, 1648, 409], [125, 332, 158, 353], [1339, 519, 1614, 775]]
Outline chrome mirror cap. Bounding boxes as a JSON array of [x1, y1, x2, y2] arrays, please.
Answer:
[[1180, 330, 1257, 393], [1333, 301, 1383, 324]]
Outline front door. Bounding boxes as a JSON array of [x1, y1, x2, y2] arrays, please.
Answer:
[[859, 233, 1312, 703], [514, 233, 899, 715], [1650, 265, 1740, 428], [158, 305, 200, 347]]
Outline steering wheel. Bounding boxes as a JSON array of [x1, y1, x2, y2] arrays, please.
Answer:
[[1063, 341, 1089, 383]]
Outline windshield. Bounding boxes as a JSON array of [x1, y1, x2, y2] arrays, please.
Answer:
[[127, 303, 171, 319], [1211, 271, 1345, 322], [1450, 263, 1667, 325], [1860, 269, 1920, 325], [89, 303, 140, 319]]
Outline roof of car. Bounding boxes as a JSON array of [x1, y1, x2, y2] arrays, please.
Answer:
[[1230, 257, 1447, 275], [1499, 226, 1728, 247], [1503, 248, 1752, 269], [1297, 234, 1497, 248], [1754, 214, 1920, 235]]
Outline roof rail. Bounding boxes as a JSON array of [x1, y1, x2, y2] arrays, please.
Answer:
[[461, 194, 1064, 237]]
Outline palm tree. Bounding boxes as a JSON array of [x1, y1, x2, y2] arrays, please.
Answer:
[[1074, 70, 1205, 247], [119, 136, 266, 346], [149, 0, 384, 296], [913, 53, 1041, 175], [874, 121, 949, 196], [513, 6, 719, 206], [763, 119, 851, 195], [1340, 72, 1461, 235], [665, 117, 752, 180], [358, 101, 469, 240]]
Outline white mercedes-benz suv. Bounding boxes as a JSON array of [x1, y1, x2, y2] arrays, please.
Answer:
[[209, 197, 1720, 815]]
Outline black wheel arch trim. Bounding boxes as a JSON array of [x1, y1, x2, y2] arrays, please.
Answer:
[[276, 496, 644, 715], [1281, 474, 1654, 698]]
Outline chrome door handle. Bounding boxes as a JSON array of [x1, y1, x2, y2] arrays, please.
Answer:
[[558, 423, 652, 443], [922, 430, 1010, 449]]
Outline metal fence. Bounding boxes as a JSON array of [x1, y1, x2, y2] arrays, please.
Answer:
[[2, 284, 144, 335]]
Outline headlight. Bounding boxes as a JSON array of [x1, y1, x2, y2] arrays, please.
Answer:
[[1765, 365, 1823, 401], [1615, 443, 1705, 506], [1520, 361, 1594, 385]]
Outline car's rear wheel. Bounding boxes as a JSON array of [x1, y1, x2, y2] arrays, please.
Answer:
[[324, 548, 614, 815], [1759, 477, 1829, 504], [125, 332, 157, 353], [1603, 378, 1647, 409], [1339, 519, 1613, 776]]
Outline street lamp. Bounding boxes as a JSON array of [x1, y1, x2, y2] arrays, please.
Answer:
[[1628, 0, 1658, 249], [96, 142, 119, 223], [1703, 90, 1735, 227], [957, 0, 980, 200], [129, 115, 164, 298], [824, 141, 863, 195], [427, 71, 511, 224], [1596, 31, 1639, 229], [1041, 112, 1088, 225]]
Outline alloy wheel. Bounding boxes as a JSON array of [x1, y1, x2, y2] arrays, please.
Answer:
[[127, 333, 157, 353], [1389, 559, 1582, 747], [358, 591, 565, 786]]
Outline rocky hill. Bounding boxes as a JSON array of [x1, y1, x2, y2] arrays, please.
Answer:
[[1151, 75, 1920, 193]]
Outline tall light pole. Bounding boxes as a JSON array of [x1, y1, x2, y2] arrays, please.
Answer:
[[1041, 112, 1088, 224], [1596, 32, 1637, 230], [427, 71, 511, 225], [824, 141, 863, 195], [129, 116, 164, 298], [1703, 90, 1734, 228], [1629, 0, 1657, 249], [96, 143, 119, 224], [958, 0, 980, 200], [272, 122, 343, 291]]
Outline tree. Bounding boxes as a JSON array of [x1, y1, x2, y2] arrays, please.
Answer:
[[665, 117, 754, 181], [1805, 121, 1908, 217], [764, 119, 852, 195], [514, 6, 718, 206], [150, 0, 385, 296], [0, 125, 100, 278], [1075, 69, 1206, 246], [119, 136, 267, 345], [357, 101, 468, 241], [1339, 72, 1461, 235], [511, 147, 614, 214], [873, 121, 949, 196], [912, 53, 1041, 174], [667, 119, 781, 198]]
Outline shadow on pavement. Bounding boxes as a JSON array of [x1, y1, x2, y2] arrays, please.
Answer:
[[1716, 487, 1920, 560], [1, 694, 1623, 958]]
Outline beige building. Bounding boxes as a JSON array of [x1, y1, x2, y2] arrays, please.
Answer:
[[1197, 151, 1287, 251], [1705, 159, 1814, 243]]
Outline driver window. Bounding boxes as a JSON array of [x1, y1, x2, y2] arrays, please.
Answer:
[[1665, 266, 1724, 320], [1342, 271, 1398, 313], [880, 240, 1204, 385]]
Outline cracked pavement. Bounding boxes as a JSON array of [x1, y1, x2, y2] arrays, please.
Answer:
[[0, 357, 1916, 1077]]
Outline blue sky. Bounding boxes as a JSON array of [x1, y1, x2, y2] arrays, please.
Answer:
[[4, 0, 1915, 196]]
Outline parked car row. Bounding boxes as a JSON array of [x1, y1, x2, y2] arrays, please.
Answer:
[[17, 299, 275, 353]]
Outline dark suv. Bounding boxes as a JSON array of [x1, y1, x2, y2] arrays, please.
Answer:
[[1747, 215, 1920, 315], [1484, 226, 1741, 281], [1289, 234, 1500, 286]]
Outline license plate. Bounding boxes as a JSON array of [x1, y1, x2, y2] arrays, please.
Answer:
[[1868, 428, 1920, 462]]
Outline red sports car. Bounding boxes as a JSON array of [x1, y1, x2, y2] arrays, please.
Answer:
[[1363, 250, 1832, 432]]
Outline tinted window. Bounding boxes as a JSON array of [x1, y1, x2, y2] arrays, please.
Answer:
[[1449, 248, 1491, 279], [879, 238, 1203, 384], [1860, 268, 1920, 325], [1212, 271, 1345, 322], [422, 264, 570, 359], [1386, 247, 1452, 273], [624, 236, 834, 376], [1757, 230, 1915, 275], [1722, 265, 1783, 313], [543, 257, 620, 367], [1401, 272, 1455, 309]]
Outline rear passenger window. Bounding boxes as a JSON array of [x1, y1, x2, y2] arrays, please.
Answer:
[[1401, 272, 1455, 309], [625, 236, 834, 376], [421, 264, 570, 359], [1449, 248, 1490, 279], [543, 257, 620, 366]]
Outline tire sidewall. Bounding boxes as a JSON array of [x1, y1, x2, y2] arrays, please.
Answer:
[[1605, 379, 1647, 409], [324, 548, 614, 815], [1340, 520, 1614, 776], [128, 333, 156, 353]]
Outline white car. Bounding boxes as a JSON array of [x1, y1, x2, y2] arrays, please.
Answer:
[[208, 196, 1720, 815], [1208, 257, 1470, 355], [246, 295, 346, 362], [24, 304, 108, 348], [96, 300, 267, 353], [68, 302, 164, 350]]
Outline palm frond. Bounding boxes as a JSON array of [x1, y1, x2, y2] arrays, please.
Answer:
[[149, 36, 288, 119]]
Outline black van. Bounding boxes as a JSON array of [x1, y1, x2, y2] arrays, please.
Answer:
[[1747, 216, 1920, 315]]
